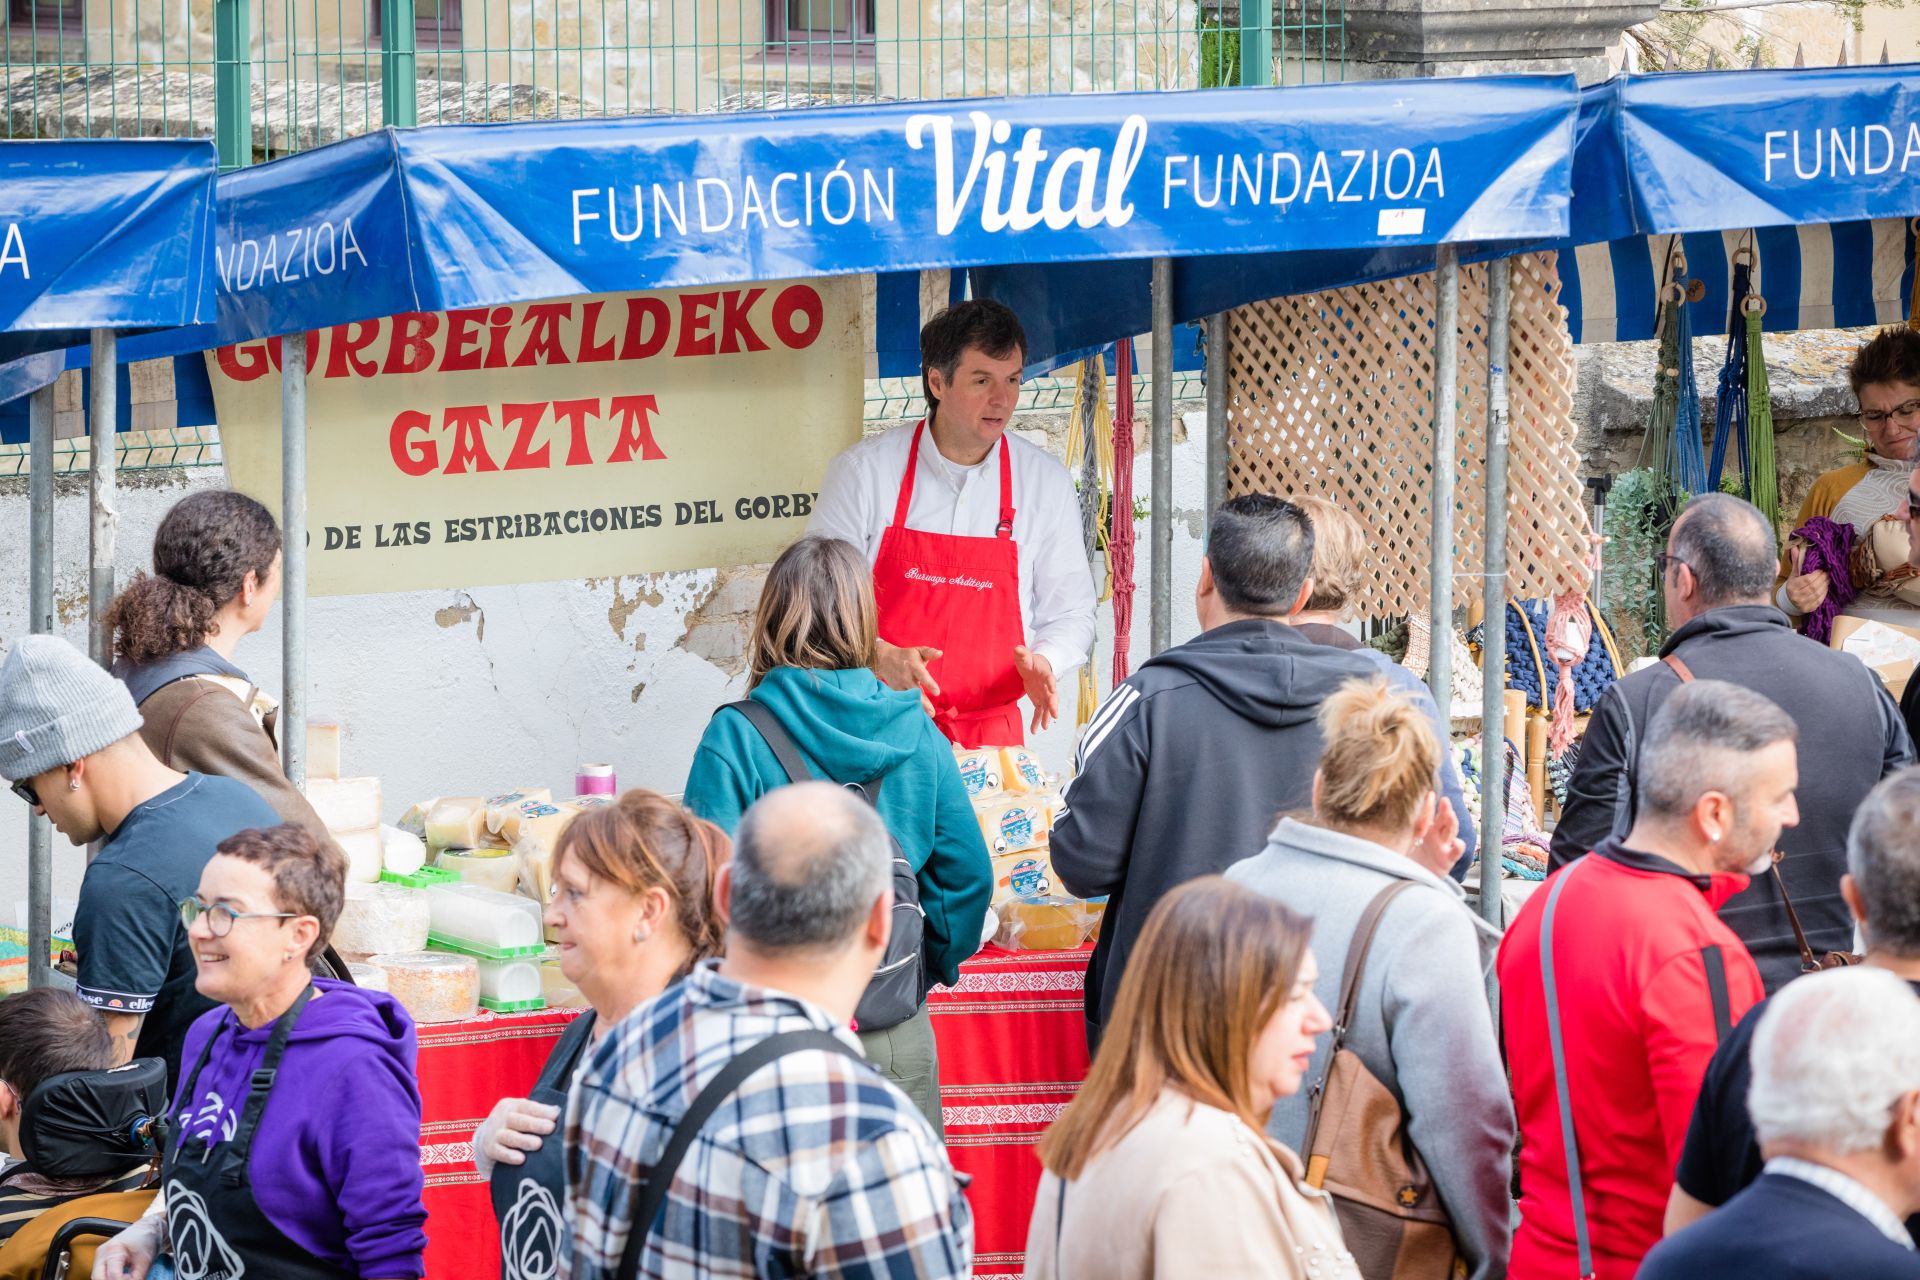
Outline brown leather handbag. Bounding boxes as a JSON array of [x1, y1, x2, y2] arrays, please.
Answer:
[[1302, 880, 1466, 1280]]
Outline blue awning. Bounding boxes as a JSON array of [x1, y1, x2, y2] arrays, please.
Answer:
[[0, 139, 218, 362]]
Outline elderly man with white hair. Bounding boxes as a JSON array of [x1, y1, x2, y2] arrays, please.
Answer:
[[1640, 966, 1920, 1279]]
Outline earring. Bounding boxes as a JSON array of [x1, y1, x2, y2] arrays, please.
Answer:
[[632, 926, 653, 945], [283, 951, 294, 962], [67, 780, 78, 792]]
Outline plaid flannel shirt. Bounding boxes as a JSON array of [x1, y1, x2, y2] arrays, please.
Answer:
[[563, 962, 973, 1280]]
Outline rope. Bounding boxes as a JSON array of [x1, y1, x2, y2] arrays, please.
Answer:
[[1068, 356, 1116, 729], [1746, 307, 1781, 530], [1788, 515, 1857, 644], [1708, 257, 1752, 493], [1111, 340, 1139, 686], [1910, 218, 1920, 331], [1669, 279, 1709, 496]]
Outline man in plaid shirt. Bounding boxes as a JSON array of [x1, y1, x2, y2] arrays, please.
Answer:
[[564, 782, 973, 1280]]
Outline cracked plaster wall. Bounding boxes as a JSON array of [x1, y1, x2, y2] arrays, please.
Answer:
[[0, 415, 1211, 913]]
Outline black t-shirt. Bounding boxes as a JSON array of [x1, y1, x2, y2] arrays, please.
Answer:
[[1676, 973, 1920, 1236], [71, 773, 280, 1090]]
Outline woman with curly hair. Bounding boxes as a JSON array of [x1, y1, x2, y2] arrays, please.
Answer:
[[106, 489, 326, 840]]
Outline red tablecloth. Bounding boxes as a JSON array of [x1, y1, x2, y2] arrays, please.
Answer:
[[415, 946, 1092, 1280]]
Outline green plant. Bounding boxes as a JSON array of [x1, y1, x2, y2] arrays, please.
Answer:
[[1602, 469, 1679, 656], [1199, 17, 1241, 88]]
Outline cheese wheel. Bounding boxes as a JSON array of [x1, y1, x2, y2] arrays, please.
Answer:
[[304, 776, 382, 833], [973, 796, 1050, 856], [347, 962, 388, 992], [367, 951, 478, 1024], [999, 747, 1047, 795], [336, 828, 384, 885], [436, 848, 522, 895], [953, 748, 1003, 800], [332, 883, 431, 956]]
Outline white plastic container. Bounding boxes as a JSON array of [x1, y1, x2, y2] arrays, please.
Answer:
[[424, 883, 543, 954], [475, 956, 543, 1004], [332, 883, 431, 958]]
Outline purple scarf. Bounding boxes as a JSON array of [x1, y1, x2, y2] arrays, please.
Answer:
[[1790, 515, 1856, 644]]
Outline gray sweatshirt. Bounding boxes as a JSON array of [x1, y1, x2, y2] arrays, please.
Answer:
[[1226, 817, 1514, 1280]]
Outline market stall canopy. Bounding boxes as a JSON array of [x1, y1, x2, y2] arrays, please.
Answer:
[[0, 139, 218, 363]]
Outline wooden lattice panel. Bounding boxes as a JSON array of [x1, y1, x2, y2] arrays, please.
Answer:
[[1225, 251, 1589, 617]]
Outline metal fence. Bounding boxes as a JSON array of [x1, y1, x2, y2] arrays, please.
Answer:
[[2, 0, 1341, 469]]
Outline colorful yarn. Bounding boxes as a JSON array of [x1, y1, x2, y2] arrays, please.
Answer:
[[1504, 600, 1619, 714], [1789, 515, 1857, 644], [1543, 590, 1594, 756], [1110, 340, 1138, 686]]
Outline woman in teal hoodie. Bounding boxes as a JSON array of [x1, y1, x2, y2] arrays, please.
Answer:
[[684, 536, 994, 1134]]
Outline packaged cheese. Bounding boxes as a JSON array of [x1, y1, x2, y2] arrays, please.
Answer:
[[421, 797, 501, 854], [425, 883, 543, 953], [336, 828, 384, 885], [999, 746, 1047, 795], [540, 960, 588, 1010], [991, 850, 1057, 905], [331, 883, 431, 958], [993, 897, 1099, 953], [304, 776, 382, 834], [435, 848, 523, 895], [366, 951, 478, 1024], [482, 789, 555, 840], [953, 748, 1002, 800], [974, 796, 1050, 856], [379, 824, 428, 878], [513, 801, 596, 906]]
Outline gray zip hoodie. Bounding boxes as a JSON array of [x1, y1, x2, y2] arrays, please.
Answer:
[[1227, 817, 1514, 1280]]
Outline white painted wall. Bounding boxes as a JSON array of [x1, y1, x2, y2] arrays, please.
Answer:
[[0, 414, 1211, 915]]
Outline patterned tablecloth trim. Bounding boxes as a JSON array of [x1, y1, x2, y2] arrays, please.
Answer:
[[415, 1006, 583, 1050], [942, 1101, 1072, 1128]]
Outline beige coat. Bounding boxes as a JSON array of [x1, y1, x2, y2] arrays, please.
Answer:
[[1023, 1089, 1359, 1280]]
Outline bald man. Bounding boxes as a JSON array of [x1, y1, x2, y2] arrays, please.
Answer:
[[1552, 493, 1913, 991]]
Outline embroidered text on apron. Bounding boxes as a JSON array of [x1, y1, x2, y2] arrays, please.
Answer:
[[871, 421, 1028, 748], [491, 1010, 597, 1280], [164, 986, 353, 1280]]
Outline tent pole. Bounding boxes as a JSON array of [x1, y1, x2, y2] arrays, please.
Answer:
[[1429, 246, 1460, 727], [1205, 312, 1228, 523], [1480, 258, 1512, 949], [1150, 258, 1174, 656], [27, 386, 54, 989], [281, 334, 309, 789], [89, 330, 118, 668]]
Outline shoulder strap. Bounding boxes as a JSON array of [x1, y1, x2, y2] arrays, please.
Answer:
[[1302, 880, 1417, 1153], [1768, 860, 1820, 972], [1701, 944, 1732, 1041], [1662, 653, 1696, 683], [616, 1029, 864, 1280], [1540, 858, 1595, 1280], [223, 984, 315, 1188], [721, 700, 816, 786], [720, 700, 882, 807], [533, 1010, 598, 1094]]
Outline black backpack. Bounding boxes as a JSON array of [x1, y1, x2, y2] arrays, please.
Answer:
[[717, 700, 927, 1031]]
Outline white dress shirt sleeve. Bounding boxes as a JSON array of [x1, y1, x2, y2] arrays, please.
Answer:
[[1024, 456, 1098, 681], [806, 442, 881, 558]]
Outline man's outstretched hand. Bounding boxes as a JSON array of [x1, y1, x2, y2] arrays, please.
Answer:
[[875, 639, 942, 717], [1014, 646, 1059, 734]]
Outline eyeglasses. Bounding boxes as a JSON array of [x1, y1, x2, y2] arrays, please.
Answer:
[[1857, 398, 1920, 427], [178, 897, 301, 937], [8, 780, 38, 809], [1655, 551, 1691, 579], [1908, 494, 1920, 521]]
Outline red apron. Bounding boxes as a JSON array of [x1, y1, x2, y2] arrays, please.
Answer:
[[872, 421, 1028, 748]]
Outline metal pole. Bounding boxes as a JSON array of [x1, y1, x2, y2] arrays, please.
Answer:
[[89, 331, 118, 669], [380, 0, 419, 127], [1240, 0, 1273, 85], [1150, 258, 1174, 656], [1480, 259, 1512, 943], [1428, 246, 1460, 728], [281, 334, 309, 788], [27, 386, 54, 989], [1205, 312, 1228, 523], [213, 0, 251, 170]]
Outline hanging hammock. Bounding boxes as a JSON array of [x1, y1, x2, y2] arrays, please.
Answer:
[[1111, 341, 1139, 687], [1067, 354, 1116, 729], [1910, 217, 1920, 331], [1707, 250, 1753, 495], [1746, 293, 1781, 530], [1640, 243, 1708, 500]]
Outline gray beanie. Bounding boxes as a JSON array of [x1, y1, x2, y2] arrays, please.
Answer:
[[0, 635, 146, 782]]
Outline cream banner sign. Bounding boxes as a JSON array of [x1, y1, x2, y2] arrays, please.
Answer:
[[211, 277, 861, 596]]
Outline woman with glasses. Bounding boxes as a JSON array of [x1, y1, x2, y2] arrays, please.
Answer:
[[93, 823, 428, 1280], [1780, 326, 1920, 629], [472, 790, 727, 1280]]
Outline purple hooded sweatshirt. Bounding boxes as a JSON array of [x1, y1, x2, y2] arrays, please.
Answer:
[[171, 978, 427, 1278]]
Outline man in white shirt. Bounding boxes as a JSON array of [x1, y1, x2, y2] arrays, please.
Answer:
[[807, 300, 1096, 747]]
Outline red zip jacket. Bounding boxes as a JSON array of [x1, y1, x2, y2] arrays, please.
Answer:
[[1498, 842, 1763, 1279]]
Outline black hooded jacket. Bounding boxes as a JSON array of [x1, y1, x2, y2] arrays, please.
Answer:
[[1051, 618, 1384, 1031], [1550, 605, 1913, 991]]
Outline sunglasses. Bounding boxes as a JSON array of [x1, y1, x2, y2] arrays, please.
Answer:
[[9, 780, 38, 809]]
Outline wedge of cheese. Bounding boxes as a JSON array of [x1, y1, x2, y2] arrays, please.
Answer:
[[304, 776, 381, 834], [953, 748, 1002, 800], [974, 796, 1050, 856], [999, 746, 1048, 795]]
